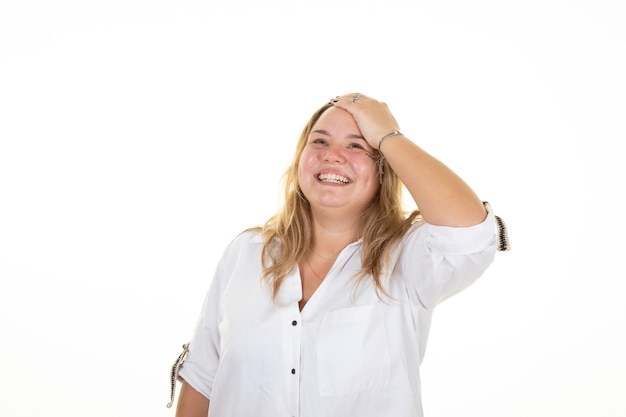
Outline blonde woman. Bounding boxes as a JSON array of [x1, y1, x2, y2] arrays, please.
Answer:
[[170, 93, 507, 417]]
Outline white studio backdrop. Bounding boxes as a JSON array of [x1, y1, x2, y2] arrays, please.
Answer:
[[0, 1, 624, 416]]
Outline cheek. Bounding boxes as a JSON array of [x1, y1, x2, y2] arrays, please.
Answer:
[[298, 151, 317, 175], [297, 153, 313, 185], [358, 161, 381, 196], [354, 157, 378, 182]]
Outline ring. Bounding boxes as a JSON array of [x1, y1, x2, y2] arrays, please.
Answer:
[[352, 93, 360, 102]]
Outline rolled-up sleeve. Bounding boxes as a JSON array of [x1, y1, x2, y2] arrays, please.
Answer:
[[399, 205, 498, 310], [177, 246, 232, 400]]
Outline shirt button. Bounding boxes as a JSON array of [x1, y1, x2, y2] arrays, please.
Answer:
[[291, 320, 297, 326], [291, 368, 296, 374]]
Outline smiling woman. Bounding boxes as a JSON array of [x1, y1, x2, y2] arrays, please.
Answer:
[[298, 107, 381, 221], [170, 93, 508, 417]]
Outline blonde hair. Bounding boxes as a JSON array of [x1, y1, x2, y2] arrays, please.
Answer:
[[252, 102, 419, 300]]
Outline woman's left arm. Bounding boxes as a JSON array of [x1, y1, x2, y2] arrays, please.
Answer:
[[332, 93, 486, 227]]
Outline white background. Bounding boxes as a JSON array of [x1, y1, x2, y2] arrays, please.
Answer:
[[1, 1, 624, 416]]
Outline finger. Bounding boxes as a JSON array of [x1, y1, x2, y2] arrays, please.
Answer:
[[331, 94, 365, 112], [332, 92, 368, 104]]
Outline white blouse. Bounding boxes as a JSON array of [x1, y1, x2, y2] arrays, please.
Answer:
[[178, 206, 497, 417]]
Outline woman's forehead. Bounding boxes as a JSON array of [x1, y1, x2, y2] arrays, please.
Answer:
[[310, 107, 361, 137]]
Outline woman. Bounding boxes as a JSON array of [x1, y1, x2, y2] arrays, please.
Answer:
[[169, 93, 507, 417]]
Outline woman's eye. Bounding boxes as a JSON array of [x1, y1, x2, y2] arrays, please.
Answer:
[[348, 143, 365, 150], [312, 138, 327, 145]]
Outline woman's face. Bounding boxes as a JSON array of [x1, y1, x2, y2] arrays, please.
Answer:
[[298, 107, 380, 216]]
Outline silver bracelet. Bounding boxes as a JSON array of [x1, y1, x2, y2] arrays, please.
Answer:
[[377, 130, 403, 156]]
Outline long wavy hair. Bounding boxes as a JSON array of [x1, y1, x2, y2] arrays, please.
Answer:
[[253, 102, 420, 300]]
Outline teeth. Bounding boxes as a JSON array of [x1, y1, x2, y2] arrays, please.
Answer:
[[318, 173, 349, 184]]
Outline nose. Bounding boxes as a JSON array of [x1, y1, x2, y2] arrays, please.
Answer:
[[323, 143, 346, 163]]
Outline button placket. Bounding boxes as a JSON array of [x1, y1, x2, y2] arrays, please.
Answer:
[[283, 306, 302, 417], [290, 319, 298, 374]]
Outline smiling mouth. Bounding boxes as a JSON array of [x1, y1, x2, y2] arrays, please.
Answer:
[[317, 173, 350, 184]]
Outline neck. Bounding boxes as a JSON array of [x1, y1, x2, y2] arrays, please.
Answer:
[[309, 212, 362, 258]]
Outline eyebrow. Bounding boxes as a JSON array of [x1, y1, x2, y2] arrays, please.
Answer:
[[312, 129, 366, 140]]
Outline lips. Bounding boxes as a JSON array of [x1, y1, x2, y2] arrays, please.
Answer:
[[317, 173, 350, 184]]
